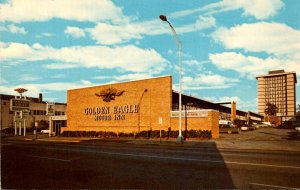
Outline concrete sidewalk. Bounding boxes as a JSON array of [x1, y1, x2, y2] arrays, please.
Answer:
[[2, 134, 300, 152]]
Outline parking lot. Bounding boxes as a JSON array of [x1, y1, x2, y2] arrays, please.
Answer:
[[218, 126, 300, 141]]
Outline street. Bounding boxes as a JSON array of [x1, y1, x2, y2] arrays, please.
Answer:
[[1, 138, 300, 189]]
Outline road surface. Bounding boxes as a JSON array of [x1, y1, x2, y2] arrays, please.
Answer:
[[1, 139, 300, 189]]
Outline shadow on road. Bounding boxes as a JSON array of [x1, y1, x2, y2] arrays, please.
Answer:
[[1, 139, 235, 189], [282, 132, 300, 141]]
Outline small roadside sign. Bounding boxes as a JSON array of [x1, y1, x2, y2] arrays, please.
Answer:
[[158, 117, 163, 125]]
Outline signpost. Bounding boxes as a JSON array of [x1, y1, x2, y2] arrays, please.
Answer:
[[158, 117, 163, 143], [11, 88, 30, 136], [46, 102, 55, 137], [46, 102, 55, 116], [35, 122, 38, 139]]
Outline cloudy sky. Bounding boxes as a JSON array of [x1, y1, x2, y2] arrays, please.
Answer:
[[1, 0, 299, 112]]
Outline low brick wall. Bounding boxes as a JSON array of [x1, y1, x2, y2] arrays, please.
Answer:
[[170, 110, 219, 138]]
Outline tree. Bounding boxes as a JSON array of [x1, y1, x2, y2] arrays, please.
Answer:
[[297, 104, 300, 116], [233, 118, 243, 127], [265, 103, 277, 116]]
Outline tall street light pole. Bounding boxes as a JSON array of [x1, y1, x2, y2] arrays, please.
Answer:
[[159, 15, 183, 143]]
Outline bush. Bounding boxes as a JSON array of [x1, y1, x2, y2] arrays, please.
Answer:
[[61, 129, 212, 139]]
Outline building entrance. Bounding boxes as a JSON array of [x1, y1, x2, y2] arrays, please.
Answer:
[[49, 115, 67, 136], [54, 121, 62, 136]]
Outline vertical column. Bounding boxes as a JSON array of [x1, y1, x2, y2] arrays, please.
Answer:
[[231, 101, 236, 122], [14, 121, 17, 136], [49, 117, 52, 137], [23, 119, 26, 136], [14, 112, 17, 135], [19, 121, 21, 135]]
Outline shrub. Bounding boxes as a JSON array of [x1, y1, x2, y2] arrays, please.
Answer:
[[61, 129, 211, 139]]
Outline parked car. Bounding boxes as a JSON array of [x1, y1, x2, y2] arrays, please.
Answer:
[[248, 125, 256, 131], [252, 124, 260, 129], [240, 125, 248, 131], [295, 127, 300, 135], [41, 129, 50, 134], [219, 124, 239, 134]]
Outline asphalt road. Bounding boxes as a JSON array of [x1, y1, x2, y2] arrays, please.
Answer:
[[1, 139, 300, 189]]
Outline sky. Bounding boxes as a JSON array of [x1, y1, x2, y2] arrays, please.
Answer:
[[0, 0, 299, 113]]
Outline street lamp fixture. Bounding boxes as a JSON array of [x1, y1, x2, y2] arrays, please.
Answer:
[[159, 15, 184, 143]]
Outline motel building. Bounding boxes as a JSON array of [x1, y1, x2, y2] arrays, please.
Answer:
[[64, 76, 263, 139], [0, 93, 67, 136]]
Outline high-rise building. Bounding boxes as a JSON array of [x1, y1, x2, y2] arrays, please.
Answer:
[[256, 70, 297, 117]]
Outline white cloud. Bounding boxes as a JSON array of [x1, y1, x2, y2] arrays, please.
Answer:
[[35, 33, 54, 38], [93, 76, 111, 80], [211, 22, 300, 78], [0, 0, 128, 23], [0, 43, 33, 60], [0, 80, 95, 98], [45, 63, 79, 69], [65, 26, 86, 38], [203, 96, 241, 103], [86, 15, 215, 45], [87, 22, 143, 45], [183, 59, 209, 67], [113, 73, 154, 82], [203, 96, 258, 112], [212, 22, 300, 60], [0, 76, 7, 84], [80, 80, 92, 85], [179, 73, 240, 90], [20, 74, 41, 81], [218, 96, 241, 103], [177, 16, 216, 33], [171, 0, 284, 20], [8, 24, 27, 34], [51, 74, 65, 79], [237, 0, 284, 19], [0, 42, 168, 74], [0, 24, 27, 34], [209, 52, 300, 78]]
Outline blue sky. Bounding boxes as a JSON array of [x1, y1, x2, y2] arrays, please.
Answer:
[[1, 0, 299, 112]]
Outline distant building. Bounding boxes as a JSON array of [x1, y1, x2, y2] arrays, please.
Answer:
[[256, 70, 297, 117], [0, 93, 67, 133]]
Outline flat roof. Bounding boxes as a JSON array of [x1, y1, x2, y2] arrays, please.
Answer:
[[256, 71, 297, 83], [68, 75, 172, 91], [0, 94, 66, 105], [172, 91, 264, 118]]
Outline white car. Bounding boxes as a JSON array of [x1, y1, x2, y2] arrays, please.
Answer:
[[241, 126, 248, 131], [41, 129, 50, 134]]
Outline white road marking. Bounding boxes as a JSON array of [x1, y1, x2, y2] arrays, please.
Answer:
[[249, 182, 299, 189], [36, 139, 80, 142], [29, 155, 72, 162], [8, 142, 300, 170], [0, 143, 11, 146], [45, 146, 300, 170]]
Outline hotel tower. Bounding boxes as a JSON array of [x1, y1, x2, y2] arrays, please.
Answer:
[[256, 70, 297, 117]]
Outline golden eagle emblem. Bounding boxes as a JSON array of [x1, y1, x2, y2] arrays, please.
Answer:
[[95, 87, 125, 102]]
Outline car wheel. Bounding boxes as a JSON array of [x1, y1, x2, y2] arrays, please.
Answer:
[[227, 130, 232, 134]]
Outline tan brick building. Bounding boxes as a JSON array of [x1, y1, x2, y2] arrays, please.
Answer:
[[256, 70, 297, 117], [65, 76, 221, 138]]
